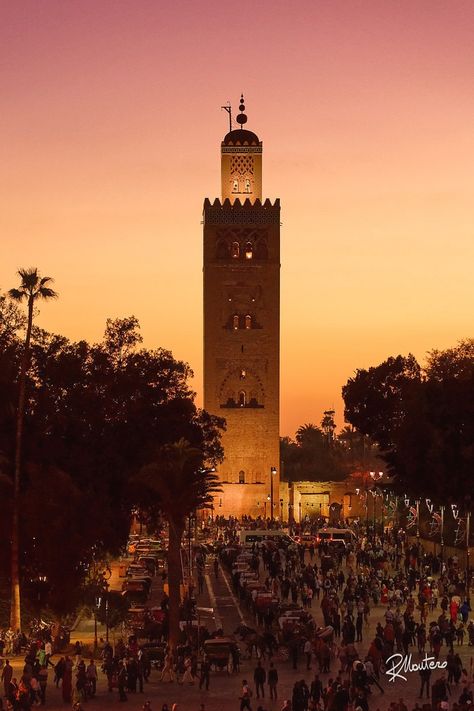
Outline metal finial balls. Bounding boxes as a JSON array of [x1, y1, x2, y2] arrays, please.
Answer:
[[236, 113, 247, 125]]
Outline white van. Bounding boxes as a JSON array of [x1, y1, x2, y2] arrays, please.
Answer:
[[238, 529, 294, 548], [316, 528, 357, 547]]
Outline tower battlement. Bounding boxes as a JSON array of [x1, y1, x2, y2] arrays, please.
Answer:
[[203, 197, 280, 225]]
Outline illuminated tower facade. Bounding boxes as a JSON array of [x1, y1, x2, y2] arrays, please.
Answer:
[[203, 97, 280, 519]]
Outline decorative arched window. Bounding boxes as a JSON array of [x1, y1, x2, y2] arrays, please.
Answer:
[[232, 179, 239, 193], [233, 315, 239, 330], [244, 179, 251, 193], [238, 390, 246, 407], [239, 470, 245, 484], [231, 242, 240, 258], [245, 314, 252, 330], [245, 242, 253, 259]]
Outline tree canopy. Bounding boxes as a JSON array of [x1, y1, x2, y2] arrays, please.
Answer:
[[280, 416, 381, 483], [0, 301, 224, 618], [342, 339, 474, 503]]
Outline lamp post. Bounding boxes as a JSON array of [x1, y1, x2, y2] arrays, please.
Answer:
[[440, 505, 445, 562], [416, 499, 421, 547], [104, 580, 110, 642], [298, 500, 302, 523], [466, 511, 471, 601], [372, 489, 377, 542], [188, 513, 193, 581], [369, 472, 383, 541], [270, 467, 277, 522], [280, 498, 284, 523], [381, 492, 385, 543]]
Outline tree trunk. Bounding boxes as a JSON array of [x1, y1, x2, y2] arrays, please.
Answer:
[[10, 297, 34, 631], [167, 519, 185, 650]]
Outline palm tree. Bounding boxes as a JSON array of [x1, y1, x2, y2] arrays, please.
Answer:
[[295, 423, 322, 447], [8, 268, 57, 630], [135, 438, 221, 648]]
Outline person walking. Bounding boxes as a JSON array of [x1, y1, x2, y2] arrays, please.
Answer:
[[268, 662, 278, 701], [199, 657, 211, 691], [62, 656, 73, 702], [253, 662, 266, 699], [86, 659, 98, 697], [118, 664, 128, 702], [419, 667, 431, 699], [240, 679, 253, 711], [1, 659, 13, 697], [38, 667, 48, 705]]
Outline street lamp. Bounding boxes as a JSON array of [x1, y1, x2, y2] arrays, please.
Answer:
[[440, 505, 445, 562], [369, 472, 383, 541], [270, 467, 277, 521], [381, 491, 385, 543], [416, 499, 421, 546], [280, 498, 284, 523], [466, 511, 471, 601]]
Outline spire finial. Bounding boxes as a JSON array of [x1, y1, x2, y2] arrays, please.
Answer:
[[236, 93, 247, 128]]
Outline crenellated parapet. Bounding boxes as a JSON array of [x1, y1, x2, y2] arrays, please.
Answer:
[[203, 197, 280, 225]]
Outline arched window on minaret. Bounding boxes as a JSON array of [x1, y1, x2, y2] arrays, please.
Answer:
[[245, 242, 253, 259], [244, 179, 251, 193], [232, 179, 239, 193], [233, 315, 239, 330], [231, 242, 240, 259], [245, 314, 252, 330], [239, 470, 245, 484], [238, 390, 246, 407]]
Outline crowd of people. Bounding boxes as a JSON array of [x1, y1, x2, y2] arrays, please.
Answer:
[[0, 517, 473, 711]]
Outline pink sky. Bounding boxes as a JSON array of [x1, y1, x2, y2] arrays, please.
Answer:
[[2, 0, 473, 436]]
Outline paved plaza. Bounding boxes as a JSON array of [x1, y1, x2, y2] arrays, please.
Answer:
[[4, 549, 473, 711]]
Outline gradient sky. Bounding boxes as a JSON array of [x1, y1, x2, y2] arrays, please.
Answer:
[[2, 0, 473, 436]]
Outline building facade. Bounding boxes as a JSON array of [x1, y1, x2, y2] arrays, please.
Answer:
[[203, 99, 280, 518]]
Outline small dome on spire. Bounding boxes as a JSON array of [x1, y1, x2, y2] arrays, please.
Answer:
[[236, 93, 248, 126], [222, 93, 261, 145]]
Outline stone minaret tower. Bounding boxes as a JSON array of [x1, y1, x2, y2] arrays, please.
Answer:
[[203, 97, 280, 519]]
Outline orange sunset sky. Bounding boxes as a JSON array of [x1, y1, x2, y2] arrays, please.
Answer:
[[2, 1, 473, 437]]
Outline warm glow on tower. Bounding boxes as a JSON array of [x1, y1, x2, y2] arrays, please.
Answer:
[[203, 97, 280, 518], [220, 96, 262, 204]]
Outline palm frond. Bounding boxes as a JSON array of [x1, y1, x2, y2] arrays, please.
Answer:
[[17, 267, 40, 289], [38, 286, 58, 299], [8, 288, 26, 301]]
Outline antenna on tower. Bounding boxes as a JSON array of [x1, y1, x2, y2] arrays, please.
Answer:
[[221, 101, 232, 132]]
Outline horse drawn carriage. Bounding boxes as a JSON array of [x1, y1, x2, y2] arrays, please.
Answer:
[[203, 637, 238, 673]]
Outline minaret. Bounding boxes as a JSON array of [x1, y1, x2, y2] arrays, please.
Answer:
[[203, 97, 280, 519]]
